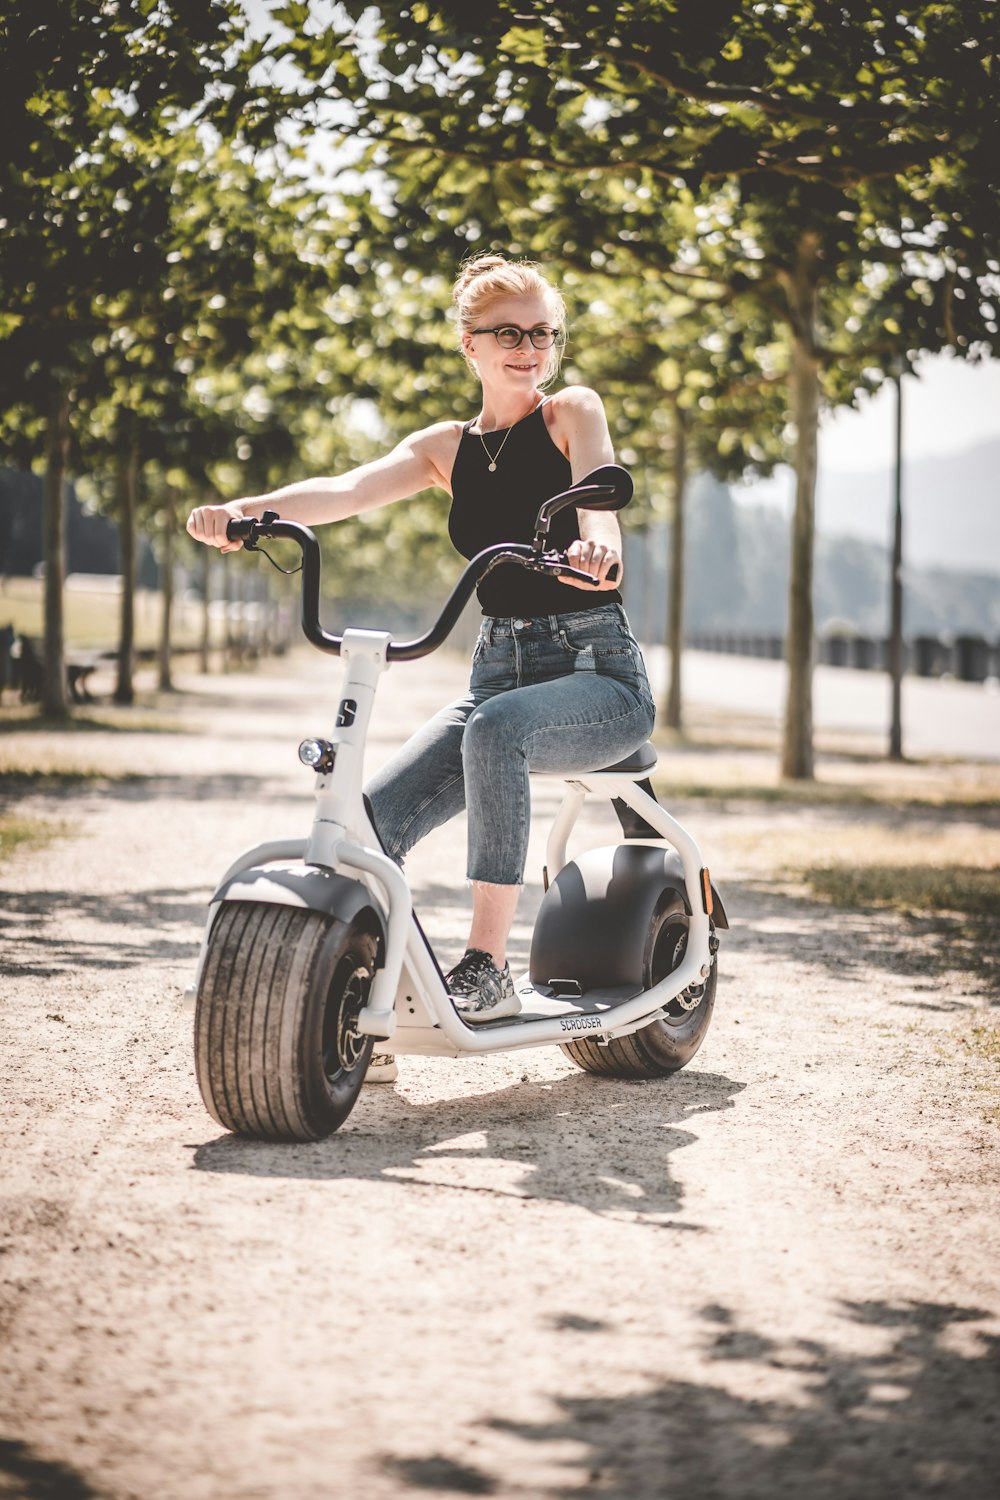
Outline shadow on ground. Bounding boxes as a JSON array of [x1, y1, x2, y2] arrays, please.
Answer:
[[192, 1068, 745, 1225], [722, 879, 999, 1005], [0, 886, 208, 976], [0, 1439, 101, 1500], [380, 1299, 1000, 1499]]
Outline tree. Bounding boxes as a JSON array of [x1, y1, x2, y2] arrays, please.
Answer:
[[0, 0, 263, 714], [267, 0, 999, 775]]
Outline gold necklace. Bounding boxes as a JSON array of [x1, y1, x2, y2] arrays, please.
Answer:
[[479, 424, 514, 473], [476, 395, 543, 472]]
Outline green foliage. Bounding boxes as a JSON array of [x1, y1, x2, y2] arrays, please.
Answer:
[[268, 1, 998, 378], [3, 0, 997, 645]]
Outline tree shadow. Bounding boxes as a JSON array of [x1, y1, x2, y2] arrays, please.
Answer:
[[722, 878, 999, 1006], [379, 1299, 999, 1498], [191, 1068, 746, 1225], [0, 1438, 102, 1500], [0, 886, 208, 976], [0, 771, 306, 808]]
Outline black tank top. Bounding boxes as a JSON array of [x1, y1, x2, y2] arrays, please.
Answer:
[[448, 401, 623, 617]]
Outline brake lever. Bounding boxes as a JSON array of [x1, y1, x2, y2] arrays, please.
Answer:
[[532, 551, 620, 586]]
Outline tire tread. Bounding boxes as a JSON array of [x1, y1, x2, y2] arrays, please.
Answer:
[[195, 903, 369, 1140]]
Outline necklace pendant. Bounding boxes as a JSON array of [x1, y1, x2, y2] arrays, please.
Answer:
[[488, 462, 497, 472]]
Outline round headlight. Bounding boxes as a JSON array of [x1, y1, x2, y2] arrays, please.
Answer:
[[296, 735, 335, 768]]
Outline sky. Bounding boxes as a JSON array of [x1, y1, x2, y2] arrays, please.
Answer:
[[737, 352, 999, 510], [818, 355, 1000, 471]]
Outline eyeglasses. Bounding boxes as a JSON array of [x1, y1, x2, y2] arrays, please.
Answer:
[[470, 324, 565, 350]]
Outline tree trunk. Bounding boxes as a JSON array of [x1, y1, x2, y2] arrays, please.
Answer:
[[665, 398, 687, 730], [42, 385, 70, 719], [781, 232, 822, 780], [199, 546, 212, 675], [888, 372, 904, 761], [113, 428, 138, 705], [158, 503, 175, 692]]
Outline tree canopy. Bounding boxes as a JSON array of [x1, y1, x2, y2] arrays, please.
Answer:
[[2, 1, 997, 763]]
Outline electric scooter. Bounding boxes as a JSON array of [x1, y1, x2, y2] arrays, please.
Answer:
[[190, 466, 727, 1141]]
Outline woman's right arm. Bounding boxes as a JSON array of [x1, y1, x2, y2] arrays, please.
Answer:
[[186, 421, 459, 551]]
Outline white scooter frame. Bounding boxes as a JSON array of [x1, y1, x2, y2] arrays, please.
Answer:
[[190, 471, 725, 1138]]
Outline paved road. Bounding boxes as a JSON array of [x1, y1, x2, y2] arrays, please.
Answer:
[[645, 647, 1000, 761]]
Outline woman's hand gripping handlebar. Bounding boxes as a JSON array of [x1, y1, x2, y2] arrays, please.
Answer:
[[222, 464, 632, 661]]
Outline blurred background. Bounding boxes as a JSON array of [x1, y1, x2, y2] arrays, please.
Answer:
[[2, 1, 997, 769]]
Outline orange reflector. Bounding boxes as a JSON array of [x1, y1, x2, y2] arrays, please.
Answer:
[[700, 868, 714, 916]]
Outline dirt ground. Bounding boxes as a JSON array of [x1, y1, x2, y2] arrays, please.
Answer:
[[1, 648, 998, 1500]]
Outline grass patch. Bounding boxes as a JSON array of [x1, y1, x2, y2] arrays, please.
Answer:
[[962, 1023, 1000, 1128], [967, 1022, 1000, 1066], [0, 578, 206, 652], [0, 705, 190, 736], [0, 813, 69, 863], [0, 701, 191, 783], [651, 773, 1000, 815], [0, 768, 143, 792], [738, 819, 1000, 994], [783, 856, 1000, 998], [803, 863, 1000, 919]]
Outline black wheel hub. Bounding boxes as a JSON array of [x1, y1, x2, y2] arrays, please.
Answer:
[[651, 918, 713, 1024], [322, 957, 371, 1081]]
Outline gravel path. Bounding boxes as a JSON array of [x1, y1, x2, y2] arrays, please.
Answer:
[[1, 649, 998, 1500]]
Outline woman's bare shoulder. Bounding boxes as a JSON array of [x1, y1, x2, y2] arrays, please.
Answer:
[[547, 385, 607, 429], [547, 385, 609, 435], [549, 384, 605, 412]]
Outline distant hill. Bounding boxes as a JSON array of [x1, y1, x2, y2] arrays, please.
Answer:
[[623, 471, 1000, 642], [818, 438, 1000, 573], [749, 438, 1000, 575]]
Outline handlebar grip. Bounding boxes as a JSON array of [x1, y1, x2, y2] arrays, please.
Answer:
[[226, 516, 258, 542]]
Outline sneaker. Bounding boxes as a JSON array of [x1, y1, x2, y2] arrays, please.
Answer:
[[446, 949, 521, 1024], [363, 1051, 398, 1084]]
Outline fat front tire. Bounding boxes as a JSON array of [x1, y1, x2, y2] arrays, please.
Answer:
[[194, 902, 378, 1141], [560, 895, 716, 1080]]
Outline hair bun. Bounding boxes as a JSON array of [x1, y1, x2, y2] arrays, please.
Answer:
[[452, 253, 511, 303]]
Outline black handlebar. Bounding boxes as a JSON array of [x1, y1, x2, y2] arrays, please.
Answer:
[[225, 465, 630, 661]]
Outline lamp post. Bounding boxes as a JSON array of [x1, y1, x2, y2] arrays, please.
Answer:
[[888, 362, 905, 761]]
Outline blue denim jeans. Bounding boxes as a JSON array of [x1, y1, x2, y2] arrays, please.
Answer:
[[366, 603, 656, 886]]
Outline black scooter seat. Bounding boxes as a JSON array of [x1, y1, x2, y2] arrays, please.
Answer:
[[586, 741, 658, 776]]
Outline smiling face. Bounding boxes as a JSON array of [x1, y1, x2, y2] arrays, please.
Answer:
[[461, 293, 563, 397]]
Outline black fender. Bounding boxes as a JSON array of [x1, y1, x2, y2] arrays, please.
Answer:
[[530, 843, 727, 992], [211, 861, 387, 962]]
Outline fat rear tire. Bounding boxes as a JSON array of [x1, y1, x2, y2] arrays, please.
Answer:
[[560, 895, 716, 1079], [194, 902, 378, 1140]]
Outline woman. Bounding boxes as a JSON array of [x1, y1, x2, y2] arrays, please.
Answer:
[[186, 253, 655, 1042]]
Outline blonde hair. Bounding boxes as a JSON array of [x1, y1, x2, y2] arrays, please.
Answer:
[[453, 253, 567, 386]]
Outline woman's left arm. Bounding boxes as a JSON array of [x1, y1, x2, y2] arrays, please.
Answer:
[[552, 386, 624, 591]]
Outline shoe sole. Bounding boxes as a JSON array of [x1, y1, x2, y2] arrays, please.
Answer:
[[455, 996, 522, 1025], [363, 1061, 399, 1084]]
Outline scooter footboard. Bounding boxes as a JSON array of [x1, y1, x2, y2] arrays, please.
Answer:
[[530, 843, 724, 993]]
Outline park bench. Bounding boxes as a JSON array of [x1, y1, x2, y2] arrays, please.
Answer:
[[1, 633, 110, 706]]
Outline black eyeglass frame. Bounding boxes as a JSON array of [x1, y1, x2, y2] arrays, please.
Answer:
[[470, 324, 566, 350]]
